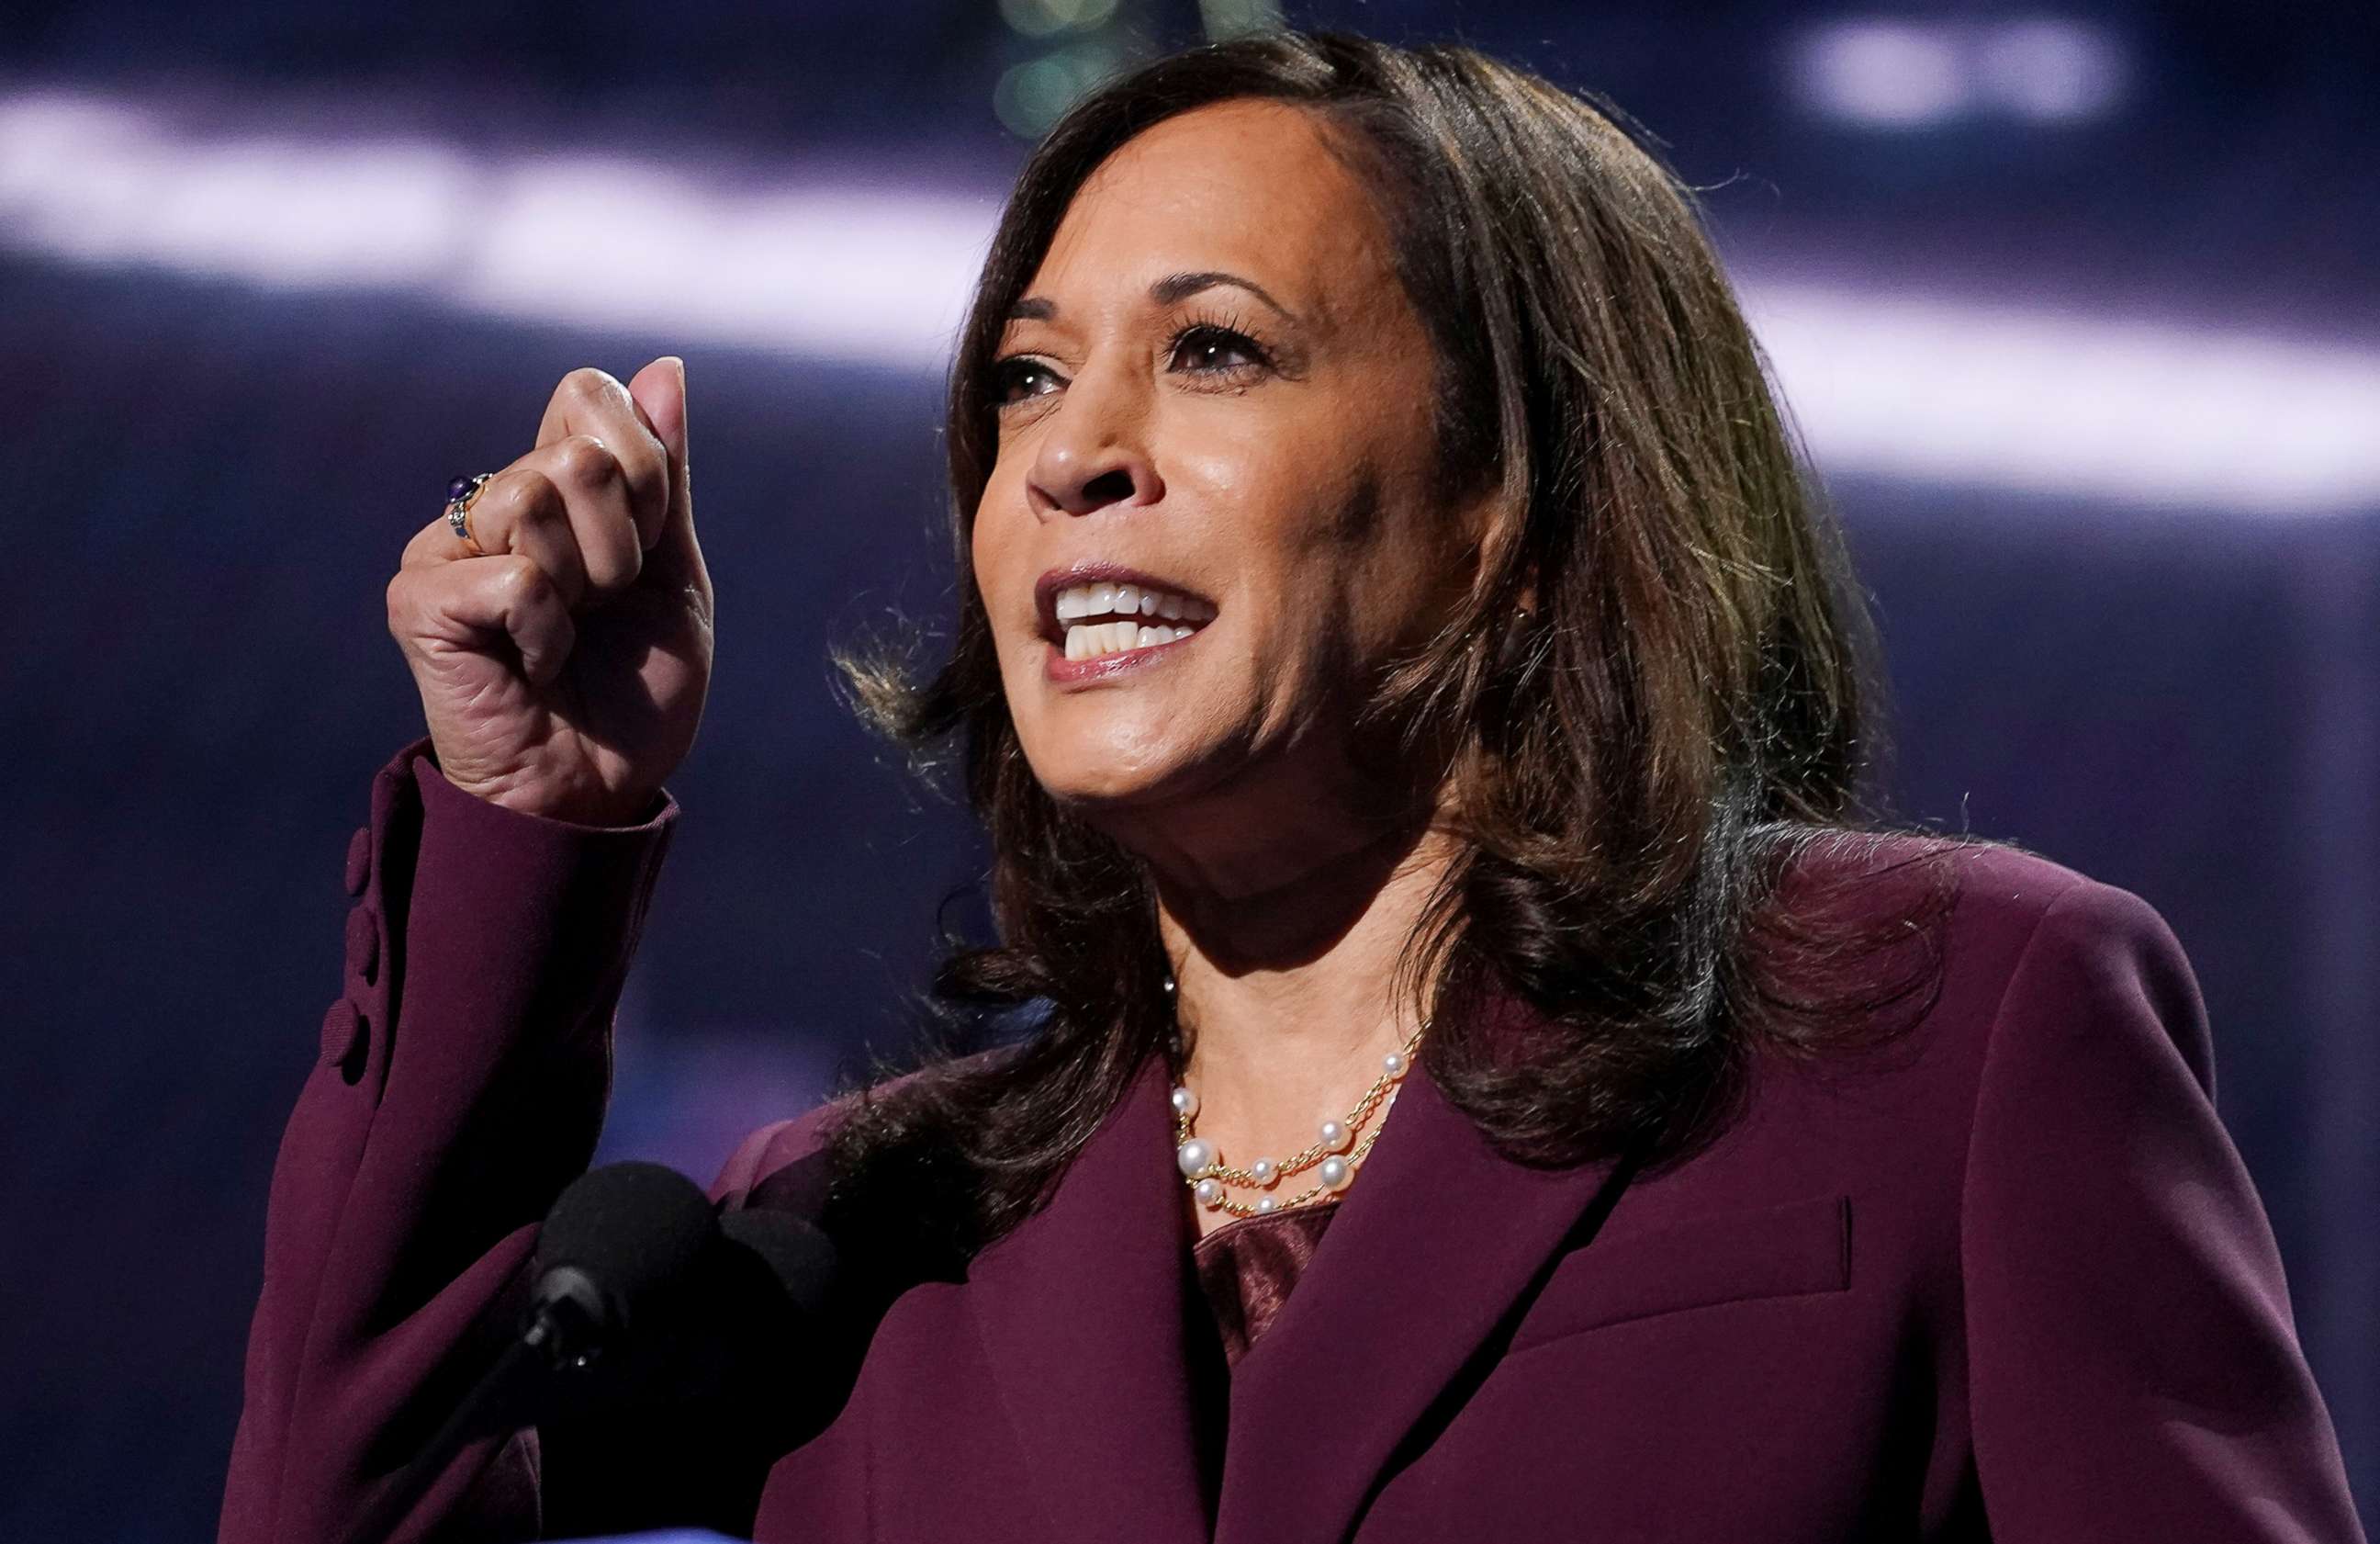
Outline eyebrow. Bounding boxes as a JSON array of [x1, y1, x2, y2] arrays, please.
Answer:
[[1006, 270, 1302, 325]]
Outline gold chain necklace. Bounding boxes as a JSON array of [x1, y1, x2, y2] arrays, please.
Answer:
[[1168, 1008, 1428, 1221]]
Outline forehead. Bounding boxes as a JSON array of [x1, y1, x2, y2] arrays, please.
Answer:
[[1025, 100, 1393, 324]]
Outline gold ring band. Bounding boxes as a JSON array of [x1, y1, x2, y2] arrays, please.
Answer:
[[443, 472, 493, 558]]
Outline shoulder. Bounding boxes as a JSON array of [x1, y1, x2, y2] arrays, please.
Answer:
[[707, 1042, 1023, 1207], [1746, 836, 2227, 1289], [1780, 829, 2182, 972], [1775, 828, 2085, 930], [1772, 830, 2207, 1090], [1967, 856, 2212, 1099]]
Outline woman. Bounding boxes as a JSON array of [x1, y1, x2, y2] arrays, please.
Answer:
[[222, 30, 2364, 1544]]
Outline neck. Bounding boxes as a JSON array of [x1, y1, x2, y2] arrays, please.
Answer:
[[1147, 806, 1462, 1158]]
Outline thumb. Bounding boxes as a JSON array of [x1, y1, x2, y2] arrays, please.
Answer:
[[628, 354, 687, 465], [625, 355, 699, 564]]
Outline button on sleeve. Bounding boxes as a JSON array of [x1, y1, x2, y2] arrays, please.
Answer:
[[319, 998, 367, 1071], [344, 905, 380, 986], [343, 826, 372, 896]]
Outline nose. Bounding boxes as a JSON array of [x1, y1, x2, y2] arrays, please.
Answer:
[[1025, 366, 1164, 519]]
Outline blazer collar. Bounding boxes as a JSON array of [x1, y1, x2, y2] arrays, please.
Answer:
[[967, 1049, 1214, 1544], [1212, 1038, 1639, 1543], [967, 1009, 1639, 1544]]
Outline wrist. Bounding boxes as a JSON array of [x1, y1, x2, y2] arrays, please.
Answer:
[[481, 783, 662, 828], [435, 761, 662, 828]]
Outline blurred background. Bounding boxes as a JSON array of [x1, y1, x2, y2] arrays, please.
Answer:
[[4, 0, 2374, 1537]]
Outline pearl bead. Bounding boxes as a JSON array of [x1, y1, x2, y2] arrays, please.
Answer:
[[1249, 1157, 1278, 1188], [1194, 1178, 1226, 1210], [1319, 1118, 1353, 1153], [1318, 1155, 1353, 1191], [1383, 1050, 1408, 1076], [1170, 1085, 1199, 1120], [1177, 1137, 1217, 1177], [1254, 1196, 1281, 1214]]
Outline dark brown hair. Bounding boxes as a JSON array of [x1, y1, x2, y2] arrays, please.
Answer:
[[823, 29, 1963, 1271]]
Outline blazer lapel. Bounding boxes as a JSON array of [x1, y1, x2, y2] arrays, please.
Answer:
[[1213, 1044, 1642, 1544], [968, 1050, 1211, 1544]]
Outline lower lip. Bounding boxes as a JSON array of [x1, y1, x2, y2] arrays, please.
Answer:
[[1043, 626, 1204, 684]]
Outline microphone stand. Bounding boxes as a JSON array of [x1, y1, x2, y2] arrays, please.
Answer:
[[347, 1300, 585, 1544]]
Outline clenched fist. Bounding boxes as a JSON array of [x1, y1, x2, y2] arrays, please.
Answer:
[[387, 357, 714, 826]]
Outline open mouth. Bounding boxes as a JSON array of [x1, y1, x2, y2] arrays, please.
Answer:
[[1038, 573, 1217, 664]]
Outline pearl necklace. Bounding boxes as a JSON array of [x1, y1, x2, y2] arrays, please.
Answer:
[[1170, 1020, 1427, 1219]]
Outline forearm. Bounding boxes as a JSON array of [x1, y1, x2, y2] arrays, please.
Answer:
[[222, 738, 677, 1544]]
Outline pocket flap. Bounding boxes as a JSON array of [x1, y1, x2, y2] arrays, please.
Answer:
[[1507, 1193, 1852, 1351]]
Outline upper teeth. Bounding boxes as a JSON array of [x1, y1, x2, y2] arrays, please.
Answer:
[[1053, 581, 1213, 625], [1053, 580, 1214, 662]]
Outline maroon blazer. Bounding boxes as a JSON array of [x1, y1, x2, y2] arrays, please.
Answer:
[[222, 738, 2367, 1542]]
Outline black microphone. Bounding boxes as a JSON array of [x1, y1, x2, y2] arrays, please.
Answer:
[[351, 1162, 844, 1544], [530, 1160, 721, 1379], [719, 1206, 846, 1326]]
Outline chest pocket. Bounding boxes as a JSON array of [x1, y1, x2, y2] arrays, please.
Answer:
[[1506, 1192, 1852, 1354]]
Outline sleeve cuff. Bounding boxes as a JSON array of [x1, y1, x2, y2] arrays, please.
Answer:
[[376, 736, 679, 1076]]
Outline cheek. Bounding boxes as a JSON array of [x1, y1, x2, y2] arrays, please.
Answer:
[[1173, 421, 1363, 607], [970, 489, 1032, 639]]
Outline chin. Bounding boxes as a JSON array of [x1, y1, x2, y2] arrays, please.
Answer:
[[1022, 710, 1247, 813], [1006, 681, 1180, 788], [1027, 748, 1193, 812]]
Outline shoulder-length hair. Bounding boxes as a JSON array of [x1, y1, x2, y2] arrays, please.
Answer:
[[825, 28, 1957, 1269]]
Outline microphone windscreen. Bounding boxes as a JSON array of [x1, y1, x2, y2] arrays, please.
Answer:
[[718, 1208, 844, 1322], [535, 1161, 718, 1333]]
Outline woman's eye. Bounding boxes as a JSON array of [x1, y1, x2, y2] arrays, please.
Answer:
[[994, 358, 1062, 406], [1171, 325, 1265, 375]]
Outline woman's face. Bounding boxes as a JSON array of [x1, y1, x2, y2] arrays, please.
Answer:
[[972, 100, 1486, 849]]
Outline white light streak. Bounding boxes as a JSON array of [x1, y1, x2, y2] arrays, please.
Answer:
[[0, 89, 993, 368], [1795, 22, 1971, 128], [3, 85, 2373, 514], [1792, 17, 2127, 129], [1742, 286, 2380, 515], [1976, 19, 2127, 123]]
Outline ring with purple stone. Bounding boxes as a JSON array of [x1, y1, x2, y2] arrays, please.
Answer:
[[443, 472, 494, 557]]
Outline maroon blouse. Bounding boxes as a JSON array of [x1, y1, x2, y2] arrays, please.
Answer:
[[1189, 1200, 1343, 1369]]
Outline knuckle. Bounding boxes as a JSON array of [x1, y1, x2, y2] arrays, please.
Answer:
[[624, 443, 669, 504], [495, 556, 553, 607], [496, 469, 562, 524], [559, 366, 616, 403], [548, 433, 618, 490], [585, 539, 643, 593], [385, 573, 430, 648]]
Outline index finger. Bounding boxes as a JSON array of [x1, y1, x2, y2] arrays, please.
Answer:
[[536, 366, 673, 551]]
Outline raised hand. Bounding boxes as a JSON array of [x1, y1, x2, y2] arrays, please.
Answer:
[[387, 357, 714, 826]]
